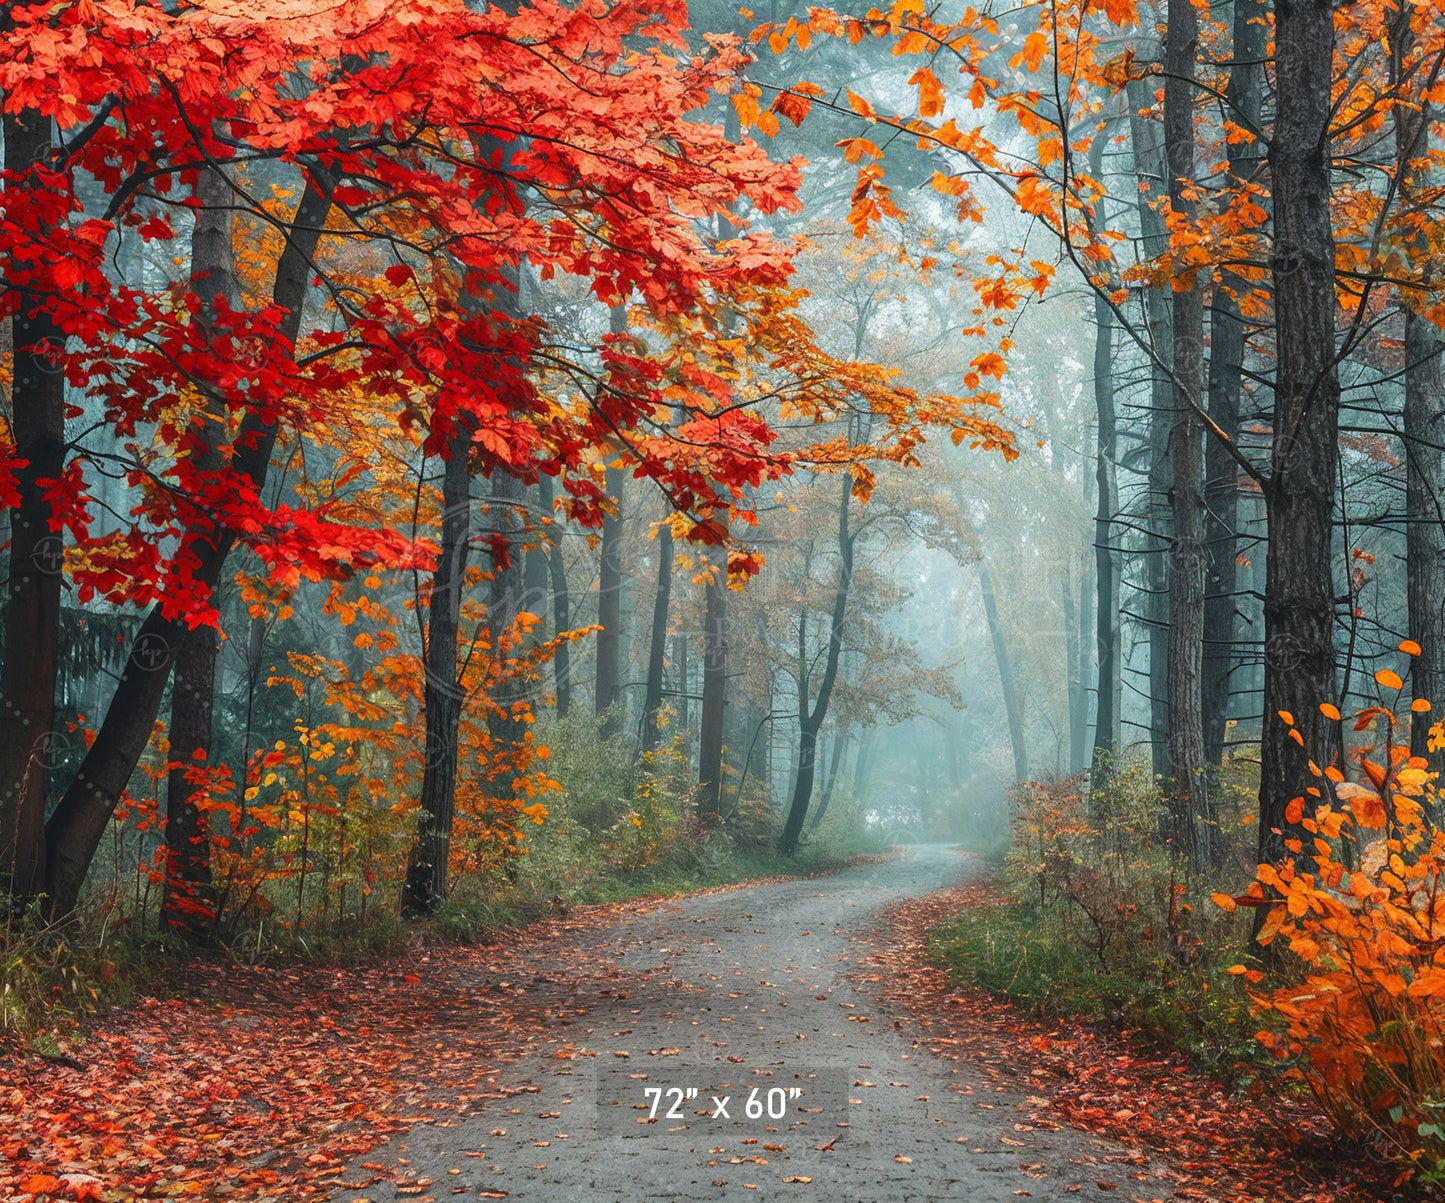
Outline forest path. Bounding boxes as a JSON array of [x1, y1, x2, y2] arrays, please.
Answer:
[[333, 847, 1173, 1203]]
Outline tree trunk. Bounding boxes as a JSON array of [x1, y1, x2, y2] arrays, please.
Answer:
[[1164, 0, 1209, 865], [401, 427, 473, 917], [1063, 561, 1087, 774], [808, 731, 847, 831], [1077, 552, 1094, 768], [853, 730, 873, 799], [161, 627, 221, 934], [43, 172, 337, 917], [543, 475, 572, 717], [485, 473, 527, 800], [0, 105, 66, 902], [1404, 309, 1445, 759], [1202, 0, 1265, 770], [161, 155, 241, 938], [594, 464, 626, 731], [1392, 11, 1445, 767], [979, 558, 1028, 783], [673, 629, 689, 745], [641, 513, 674, 749], [1258, 0, 1342, 912], [697, 556, 728, 819], [780, 477, 853, 856], [1092, 291, 1120, 776], [1129, 71, 1174, 783]]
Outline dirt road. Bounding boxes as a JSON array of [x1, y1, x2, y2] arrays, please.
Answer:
[[333, 847, 1174, 1202]]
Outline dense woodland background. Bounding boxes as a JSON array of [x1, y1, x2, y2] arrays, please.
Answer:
[[6, 0, 1445, 1181]]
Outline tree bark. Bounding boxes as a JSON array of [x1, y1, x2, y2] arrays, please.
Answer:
[[1404, 309, 1445, 759], [1392, 8, 1445, 767], [43, 170, 336, 917], [1128, 71, 1174, 783], [1258, 0, 1342, 914], [542, 474, 572, 717], [160, 154, 241, 938], [594, 463, 626, 731], [780, 476, 852, 856], [979, 557, 1028, 783], [1164, 0, 1209, 865], [808, 731, 847, 830], [485, 473, 527, 800], [1092, 289, 1120, 775], [1202, 0, 1266, 769], [0, 105, 65, 902], [640, 512, 674, 750], [401, 425, 473, 917], [697, 553, 728, 819]]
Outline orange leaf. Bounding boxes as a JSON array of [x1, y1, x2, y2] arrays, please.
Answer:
[[1376, 668, 1404, 691], [1319, 702, 1341, 721], [1401, 639, 1423, 656], [1284, 797, 1305, 825], [1412, 698, 1432, 713]]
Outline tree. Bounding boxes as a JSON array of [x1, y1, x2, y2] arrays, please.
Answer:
[[778, 473, 854, 854], [1162, 0, 1209, 864], [4, 0, 917, 916]]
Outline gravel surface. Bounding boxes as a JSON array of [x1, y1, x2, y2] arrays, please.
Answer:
[[333, 846, 1178, 1202]]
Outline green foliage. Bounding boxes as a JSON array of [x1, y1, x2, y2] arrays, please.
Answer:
[[0, 903, 143, 1050], [929, 758, 1268, 1079], [510, 711, 882, 907]]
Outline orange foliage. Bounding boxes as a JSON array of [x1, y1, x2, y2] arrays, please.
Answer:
[[1229, 694, 1445, 1179]]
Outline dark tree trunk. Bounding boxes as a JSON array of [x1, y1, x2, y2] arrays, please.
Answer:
[[641, 514, 674, 749], [43, 171, 336, 917], [0, 106, 65, 901], [1258, 0, 1342, 915], [542, 474, 572, 717], [1092, 291, 1120, 774], [1063, 561, 1084, 774], [485, 473, 527, 799], [161, 626, 221, 934], [780, 477, 852, 856], [979, 558, 1028, 783], [161, 155, 240, 938], [401, 429, 473, 917], [1392, 11, 1445, 766], [1404, 309, 1445, 760], [697, 556, 728, 819], [521, 483, 552, 695], [673, 629, 689, 743], [594, 463, 626, 731], [1164, 0, 1209, 865], [1202, 0, 1266, 769], [1129, 72, 1174, 783]]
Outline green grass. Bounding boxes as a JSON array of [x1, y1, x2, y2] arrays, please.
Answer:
[[927, 898, 1268, 1082]]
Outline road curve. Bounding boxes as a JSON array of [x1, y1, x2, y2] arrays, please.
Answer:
[[333, 847, 1167, 1203]]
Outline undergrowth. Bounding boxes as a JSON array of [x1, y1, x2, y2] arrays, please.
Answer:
[[928, 754, 1271, 1083], [3, 709, 883, 1052]]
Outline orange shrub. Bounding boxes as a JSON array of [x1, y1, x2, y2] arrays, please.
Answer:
[[1223, 691, 1445, 1180]]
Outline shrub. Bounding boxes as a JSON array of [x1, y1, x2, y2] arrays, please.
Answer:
[[1227, 699, 1445, 1181]]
